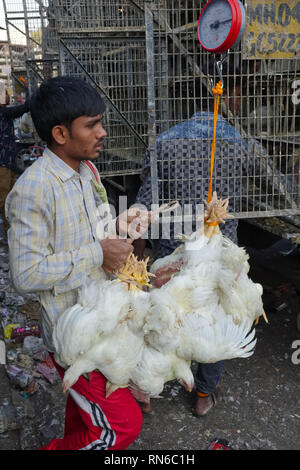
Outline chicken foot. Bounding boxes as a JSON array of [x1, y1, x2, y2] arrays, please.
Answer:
[[204, 191, 234, 238]]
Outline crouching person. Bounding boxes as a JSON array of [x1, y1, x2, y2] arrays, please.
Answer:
[[5, 76, 143, 450]]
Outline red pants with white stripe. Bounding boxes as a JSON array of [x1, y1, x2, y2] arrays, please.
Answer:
[[40, 355, 143, 450]]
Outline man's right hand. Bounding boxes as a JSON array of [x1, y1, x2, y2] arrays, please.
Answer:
[[99, 237, 133, 273]]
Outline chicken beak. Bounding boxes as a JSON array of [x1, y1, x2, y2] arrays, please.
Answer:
[[262, 308, 269, 324], [179, 379, 194, 393]]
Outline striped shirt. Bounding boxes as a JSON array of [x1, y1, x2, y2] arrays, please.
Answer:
[[6, 148, 113, 351]]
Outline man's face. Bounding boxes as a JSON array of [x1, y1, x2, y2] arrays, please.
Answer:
[[64, 113, 107, 161]]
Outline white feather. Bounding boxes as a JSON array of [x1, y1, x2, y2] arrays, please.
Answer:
[[177, 313, 256, 363], [130, 346, 194, 397], [63, 322, 144, 391], [53, 279, 130, 367]]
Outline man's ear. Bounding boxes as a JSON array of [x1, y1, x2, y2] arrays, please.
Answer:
[[51, 125, 70, 145]]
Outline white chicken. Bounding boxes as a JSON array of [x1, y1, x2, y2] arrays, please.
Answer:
[[53, 193, 265, 403], [143, 192, 265, 366], [52, 278, 131, 368], [129, 346, 194, 401], [52, 255, 153, 397], [62, 320, 144, 397]]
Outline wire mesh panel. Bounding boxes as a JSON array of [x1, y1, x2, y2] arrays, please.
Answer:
[[2, 0, 58, 83], [53, 0, 146, 33], [40, 1, 59, 55], [26, 57, 59, 93], [3, 0, 57, 57], [3, 0, 299, 223], [3, 0, 28, 70], [146, 0, 300, 220], [59, 37, 148, 175]]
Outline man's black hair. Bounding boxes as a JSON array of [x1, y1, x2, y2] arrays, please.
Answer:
[[30, 76, 106, 145]]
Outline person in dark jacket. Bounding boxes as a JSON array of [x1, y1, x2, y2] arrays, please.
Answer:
[[0, 88, 29, 238]]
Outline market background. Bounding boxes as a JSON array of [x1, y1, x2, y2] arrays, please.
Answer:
[[0, 0, 299, 450]]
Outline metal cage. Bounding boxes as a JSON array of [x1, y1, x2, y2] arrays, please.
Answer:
[[2, 0, 300, 236], [144, 1, 299, 224], [59, 36, 148, 175], [26, 57, 59, 91], [2, 0, 58, 93], [53, 0, 146, 33]]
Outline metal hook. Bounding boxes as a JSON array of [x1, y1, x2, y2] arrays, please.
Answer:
[[215, 60, 223, 84], [214, 52, 229, 86]]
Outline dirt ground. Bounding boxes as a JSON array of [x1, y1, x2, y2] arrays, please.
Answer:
[[0, 221, 299, 451]]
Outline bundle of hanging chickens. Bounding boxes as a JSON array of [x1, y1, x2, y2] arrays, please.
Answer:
[[52, 192, 267, 402]]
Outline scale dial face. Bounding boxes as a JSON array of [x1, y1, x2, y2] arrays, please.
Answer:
[[197, 0, 246, 53]]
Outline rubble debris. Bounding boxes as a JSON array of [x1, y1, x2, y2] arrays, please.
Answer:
[[19, 300, 41, 322], [11, 324, 40, 343], [0, 341, 5, 365], [18, 354, 34, 370], [208, 438, 233, 450], [4, 323, 20, 340], [22, 336, 45, 356], [0, 404, 22, 434], [34, 361, 58, 385], [5, 364, 34, 390]]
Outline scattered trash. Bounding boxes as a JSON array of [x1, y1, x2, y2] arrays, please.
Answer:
[[4, 323, 20, 340], [19, 300, 41, 321], [11, 390, 35, 417], [208, 438, 233, 450], [17, 354, 34, 370], [5, 364, 34, 390], [11, 324, 40, 343], [0, 404, 22, 433], [6, 349, 19, 363], [34, 360, 57, 385], [22, 336, 45, 356], [275, 302, 288, 312], [33, 349, 49, 362], [39, 423, 57, 441], [25, 381, 38, 395], [0, 340, 5, 365], [0, 307, 11, 324]]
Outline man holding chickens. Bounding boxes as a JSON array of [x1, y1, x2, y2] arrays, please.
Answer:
[[5, 76, 150, 450], [134, 59, 251, 417]]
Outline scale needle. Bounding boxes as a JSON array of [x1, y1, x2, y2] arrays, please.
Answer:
[[210, 18, 232, 29]]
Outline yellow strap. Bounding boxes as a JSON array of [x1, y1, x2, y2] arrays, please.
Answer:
[[205, 220, 219, 227], [207, 81, 223, 204]]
